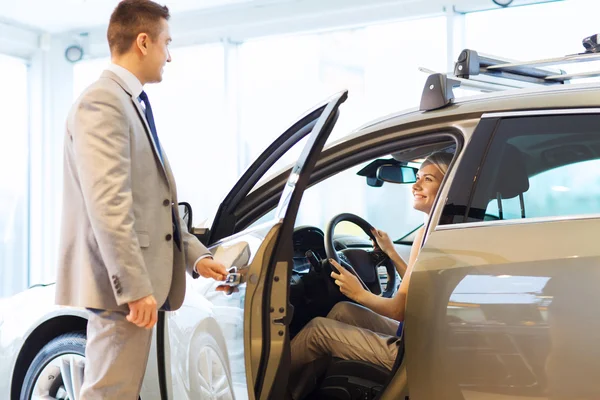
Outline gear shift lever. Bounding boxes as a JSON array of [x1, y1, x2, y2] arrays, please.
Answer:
[[305, 250, 322, 273]]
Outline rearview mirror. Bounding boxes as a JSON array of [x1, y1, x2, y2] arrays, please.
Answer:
[[376, 165, 418, 184], [357, 158, 418, 187]]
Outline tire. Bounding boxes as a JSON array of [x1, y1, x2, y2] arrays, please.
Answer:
[[20, 332, 86, 400]]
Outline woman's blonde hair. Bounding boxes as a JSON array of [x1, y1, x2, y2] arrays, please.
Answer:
[[420, 151, 454, 176]]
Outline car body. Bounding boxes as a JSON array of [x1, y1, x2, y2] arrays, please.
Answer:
[[2, 62, 600, 400]]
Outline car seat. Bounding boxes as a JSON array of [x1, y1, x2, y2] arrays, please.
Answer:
[[308, 333, 405, 400]]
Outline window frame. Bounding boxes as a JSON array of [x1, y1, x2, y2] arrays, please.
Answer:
[[236, 129, 465, 236]]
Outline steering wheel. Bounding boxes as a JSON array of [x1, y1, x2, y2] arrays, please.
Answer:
[[324, 213, 397, 298]]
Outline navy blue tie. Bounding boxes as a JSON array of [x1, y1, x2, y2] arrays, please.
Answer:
[[138, 90, 181, 250], [138, 90, 162, 162]]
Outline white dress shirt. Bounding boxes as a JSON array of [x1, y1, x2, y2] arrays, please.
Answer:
[[106, 63, 144, 100]]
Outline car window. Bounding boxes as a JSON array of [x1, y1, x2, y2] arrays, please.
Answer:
[[294, 158, 424, 240], [485, 159, 600, 219], [446, 113, 600, 224]]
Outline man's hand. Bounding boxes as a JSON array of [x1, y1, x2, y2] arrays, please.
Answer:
[[195, 257, 228, 281], [127, 294, 158, 329], [330, 259, 367, 303]]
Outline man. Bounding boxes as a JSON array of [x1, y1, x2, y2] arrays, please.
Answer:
[[55, 1, 228, 398]]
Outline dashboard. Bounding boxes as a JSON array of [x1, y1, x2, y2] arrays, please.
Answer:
[[292, 226, 327, 274]]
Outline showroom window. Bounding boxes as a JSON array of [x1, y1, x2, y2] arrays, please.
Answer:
[[73, 44, 231, 225], [73, 56, 110, 99], [238, 16, 447, 231], [0, 54, 29, 298], [145, 44, 231, 225], [464, 0, 600, 82], [238, 16, 447, 171]]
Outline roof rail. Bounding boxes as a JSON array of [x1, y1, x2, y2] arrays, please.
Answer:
[[419, 33, 600, 111], [454, 50, 566, 85]]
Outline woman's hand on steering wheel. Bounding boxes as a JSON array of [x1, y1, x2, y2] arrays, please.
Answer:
[[371, 228, 395, 256], [330, 258, 368, 303]]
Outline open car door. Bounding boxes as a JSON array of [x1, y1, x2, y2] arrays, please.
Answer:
[[206, 92, 346, 245], [242, 91, 348, 399]]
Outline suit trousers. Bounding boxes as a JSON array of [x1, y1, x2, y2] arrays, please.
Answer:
[[289, 301, 401, 400], [80, 309, 153, 400]]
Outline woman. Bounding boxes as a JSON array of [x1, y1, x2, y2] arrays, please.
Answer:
[[288, 151, 454, 400]]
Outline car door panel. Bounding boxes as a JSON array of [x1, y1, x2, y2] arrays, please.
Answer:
[[243, 91, 348, 400], [406, 218, 600, 399]]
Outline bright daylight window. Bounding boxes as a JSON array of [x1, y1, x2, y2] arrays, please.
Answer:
[[239, 16, 447, 171], [0, 54, 29, 298], [464, 0, 600, 83]]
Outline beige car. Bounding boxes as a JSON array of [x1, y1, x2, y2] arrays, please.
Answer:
[[2, 44, 600, 400]]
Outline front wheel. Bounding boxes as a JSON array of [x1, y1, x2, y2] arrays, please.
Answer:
[[190, 332, 234, 400], [20, 332, 86, 400]]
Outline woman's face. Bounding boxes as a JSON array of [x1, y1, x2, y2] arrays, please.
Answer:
[[412, 163, 445, 215]]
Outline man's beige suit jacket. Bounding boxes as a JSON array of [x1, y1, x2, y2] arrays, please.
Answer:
[[56, 70, 210, 312]]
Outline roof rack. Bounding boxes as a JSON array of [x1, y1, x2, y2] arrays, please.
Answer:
[[420, 33, 600, 111]]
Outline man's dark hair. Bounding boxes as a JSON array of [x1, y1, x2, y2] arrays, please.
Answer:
[[107, 0, 170, 56]]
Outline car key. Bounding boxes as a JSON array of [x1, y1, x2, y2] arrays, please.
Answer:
[[223, 266, 243, 287]]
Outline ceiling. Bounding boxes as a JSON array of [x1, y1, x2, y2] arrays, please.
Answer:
[[0, 0, 273, 33], [0, 0, 562, 35]]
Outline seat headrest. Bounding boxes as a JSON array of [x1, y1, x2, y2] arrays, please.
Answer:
[[494, 144, 530, 199]]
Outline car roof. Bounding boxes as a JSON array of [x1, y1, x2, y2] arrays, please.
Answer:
[[332, 81, 600, 146]]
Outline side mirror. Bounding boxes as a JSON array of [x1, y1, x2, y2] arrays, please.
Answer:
[[178, 202, 193, 232], [376, 165, 418, 184]]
